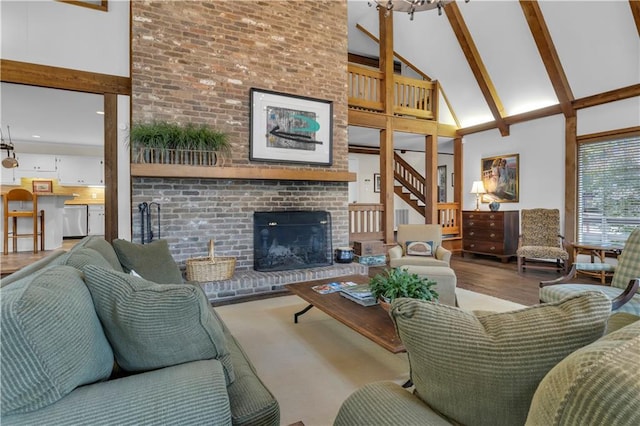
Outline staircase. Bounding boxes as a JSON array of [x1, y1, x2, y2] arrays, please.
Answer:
[[393, 152, 427, 215]]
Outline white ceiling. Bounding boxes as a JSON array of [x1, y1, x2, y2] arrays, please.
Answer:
[[0, 82, 104, 147], [1, 1, 638, 154]]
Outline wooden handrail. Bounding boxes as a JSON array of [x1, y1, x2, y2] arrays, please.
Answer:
[[347, 64, 436, 120]]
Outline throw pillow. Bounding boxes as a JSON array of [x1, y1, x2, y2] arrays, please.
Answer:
[[82, 265, 235, 385], [83, 237, 124, 272], [112, 238, 183, 284], [405, 241, 434, 257], [390, 291, 611, 426], [1, 265, 113, 415], [526, 320, 640, 425]]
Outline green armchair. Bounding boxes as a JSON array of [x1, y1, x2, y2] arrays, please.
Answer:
[[540, 227, 640, 315]]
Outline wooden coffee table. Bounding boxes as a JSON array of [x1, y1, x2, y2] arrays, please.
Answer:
[[285, 275, 405, 353]]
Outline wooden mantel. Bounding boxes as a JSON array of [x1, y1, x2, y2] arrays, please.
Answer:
[[130, 163, 357, 182]]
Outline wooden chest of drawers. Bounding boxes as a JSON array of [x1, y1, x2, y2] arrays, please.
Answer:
[[462, 210, 519, 263]]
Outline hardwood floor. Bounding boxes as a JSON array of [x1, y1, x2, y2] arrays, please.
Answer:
[[1, 242, 601, 306]]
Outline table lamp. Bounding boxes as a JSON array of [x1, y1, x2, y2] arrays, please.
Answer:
[[470, 181, 486, 211]]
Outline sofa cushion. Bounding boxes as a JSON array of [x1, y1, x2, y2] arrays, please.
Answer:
[[526, 320, 640, 425], [112, 238, 183, 284], [82, 265, 235, 384], [0, 265, 113, 415], [390, 291, 611, 426], [59, 247, 115, 272]]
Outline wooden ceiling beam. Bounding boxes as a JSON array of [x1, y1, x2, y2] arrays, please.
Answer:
[[630, 0, 640, 38], [572, 83, 640, 110], [520, 1, 575, 118], [1, 59, 131, 95], [444, 2, 510, 137]]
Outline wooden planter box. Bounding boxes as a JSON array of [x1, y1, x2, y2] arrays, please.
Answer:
[[133, 147, 223, 166]]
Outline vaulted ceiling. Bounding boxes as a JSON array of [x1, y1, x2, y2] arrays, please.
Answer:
[[347, 0, 640, 151]]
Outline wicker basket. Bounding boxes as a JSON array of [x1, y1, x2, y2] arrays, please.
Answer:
[[186, 240, 236, 282]]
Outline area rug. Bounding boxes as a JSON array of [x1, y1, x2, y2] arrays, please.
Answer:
[[215, 291, 525, 426]]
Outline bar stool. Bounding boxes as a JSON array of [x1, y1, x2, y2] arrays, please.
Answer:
[[3, 188, 45, 255]]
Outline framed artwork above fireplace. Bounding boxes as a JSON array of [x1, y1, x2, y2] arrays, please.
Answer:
[[250, 88, 333, 165]]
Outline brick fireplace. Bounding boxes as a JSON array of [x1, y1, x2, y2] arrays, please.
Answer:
[[131, 1, 352, 302], [131, 177, 366, 301]]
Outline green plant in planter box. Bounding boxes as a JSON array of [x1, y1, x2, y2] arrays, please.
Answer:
[[130, 121, 230, 165], [369, 267, 439, 303]]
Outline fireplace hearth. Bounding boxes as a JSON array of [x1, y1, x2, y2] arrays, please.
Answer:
[[254, 211, 332, 272]]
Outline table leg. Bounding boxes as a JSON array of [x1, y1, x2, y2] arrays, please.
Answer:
[[293, 304, 314, 323], [595, 249, 606, 284]]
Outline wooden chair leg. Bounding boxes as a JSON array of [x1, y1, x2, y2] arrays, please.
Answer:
[[33, 213, 38, 254], [3, 215, 8, 255], [12, 217, 17, 253], [39, 210, 45, 251]]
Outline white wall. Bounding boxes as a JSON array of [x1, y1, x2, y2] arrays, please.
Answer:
[[577, 97, 640, 135], [462, 114, 566, 228], [1, 0, 129, 76]]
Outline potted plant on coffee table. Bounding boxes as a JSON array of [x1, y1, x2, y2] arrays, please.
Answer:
[[369, 267, 439, 311]]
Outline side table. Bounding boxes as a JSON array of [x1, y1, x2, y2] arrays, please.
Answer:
[[571, 242, 623, 284]]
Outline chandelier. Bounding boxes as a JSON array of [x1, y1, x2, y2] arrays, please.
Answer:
[[370, 0, 462, 20]]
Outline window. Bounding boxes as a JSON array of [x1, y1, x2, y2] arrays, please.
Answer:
[[577, 135, 640, 244]]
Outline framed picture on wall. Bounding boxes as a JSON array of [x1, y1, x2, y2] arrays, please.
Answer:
[[32, 180, 53, 194], [374, 173, 381, 193], [481, 153, 519, 202], [249, 88, 333, 166]]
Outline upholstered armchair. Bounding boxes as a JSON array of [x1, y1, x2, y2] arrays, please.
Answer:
[[540, 227, 640, 315], [388, 224, 451, 268], [517, 208, 569, 274]]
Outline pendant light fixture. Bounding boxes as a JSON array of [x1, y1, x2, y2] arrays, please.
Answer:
[[1, 126, 19, 169]]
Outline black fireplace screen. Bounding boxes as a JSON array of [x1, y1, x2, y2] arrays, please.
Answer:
[[254, 211, 333, 272]]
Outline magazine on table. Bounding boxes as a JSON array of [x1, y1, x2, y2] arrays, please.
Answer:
[[340, 285, 378, 307], [340, 284, 373, 299], [311, 281, 358, 294]]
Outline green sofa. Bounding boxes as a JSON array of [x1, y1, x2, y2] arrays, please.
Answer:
[[335, 294, 640, 426], [1, 236, 279, 426]]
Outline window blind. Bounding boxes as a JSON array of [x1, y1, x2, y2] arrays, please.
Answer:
[[577, 136, 640, 244]]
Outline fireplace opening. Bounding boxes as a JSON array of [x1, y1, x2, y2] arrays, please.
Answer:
[[254, 211, 333, 272]]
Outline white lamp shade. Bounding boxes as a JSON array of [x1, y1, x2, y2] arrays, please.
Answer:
[[470, 181, 486, 194]]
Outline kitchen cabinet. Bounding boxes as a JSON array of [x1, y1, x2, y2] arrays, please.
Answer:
[[14, 153, 58, 179], [462, 210, 519, 263], [88, 204, 105, 236], [57, 155, 104, 186]]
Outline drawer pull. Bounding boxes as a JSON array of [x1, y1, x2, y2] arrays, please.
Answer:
[[490, 233, 495, 238], [469, 221, 475, 226], [470, 244, 475, 248], [469, 231, 475, 236], [490, 223, 495, 227], [490, 246, 496, 251], [489, 214, 495, 219]]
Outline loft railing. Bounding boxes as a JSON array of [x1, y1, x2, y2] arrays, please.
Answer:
[[348, 202, 460, 242], [347, 64, 437, 120]]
